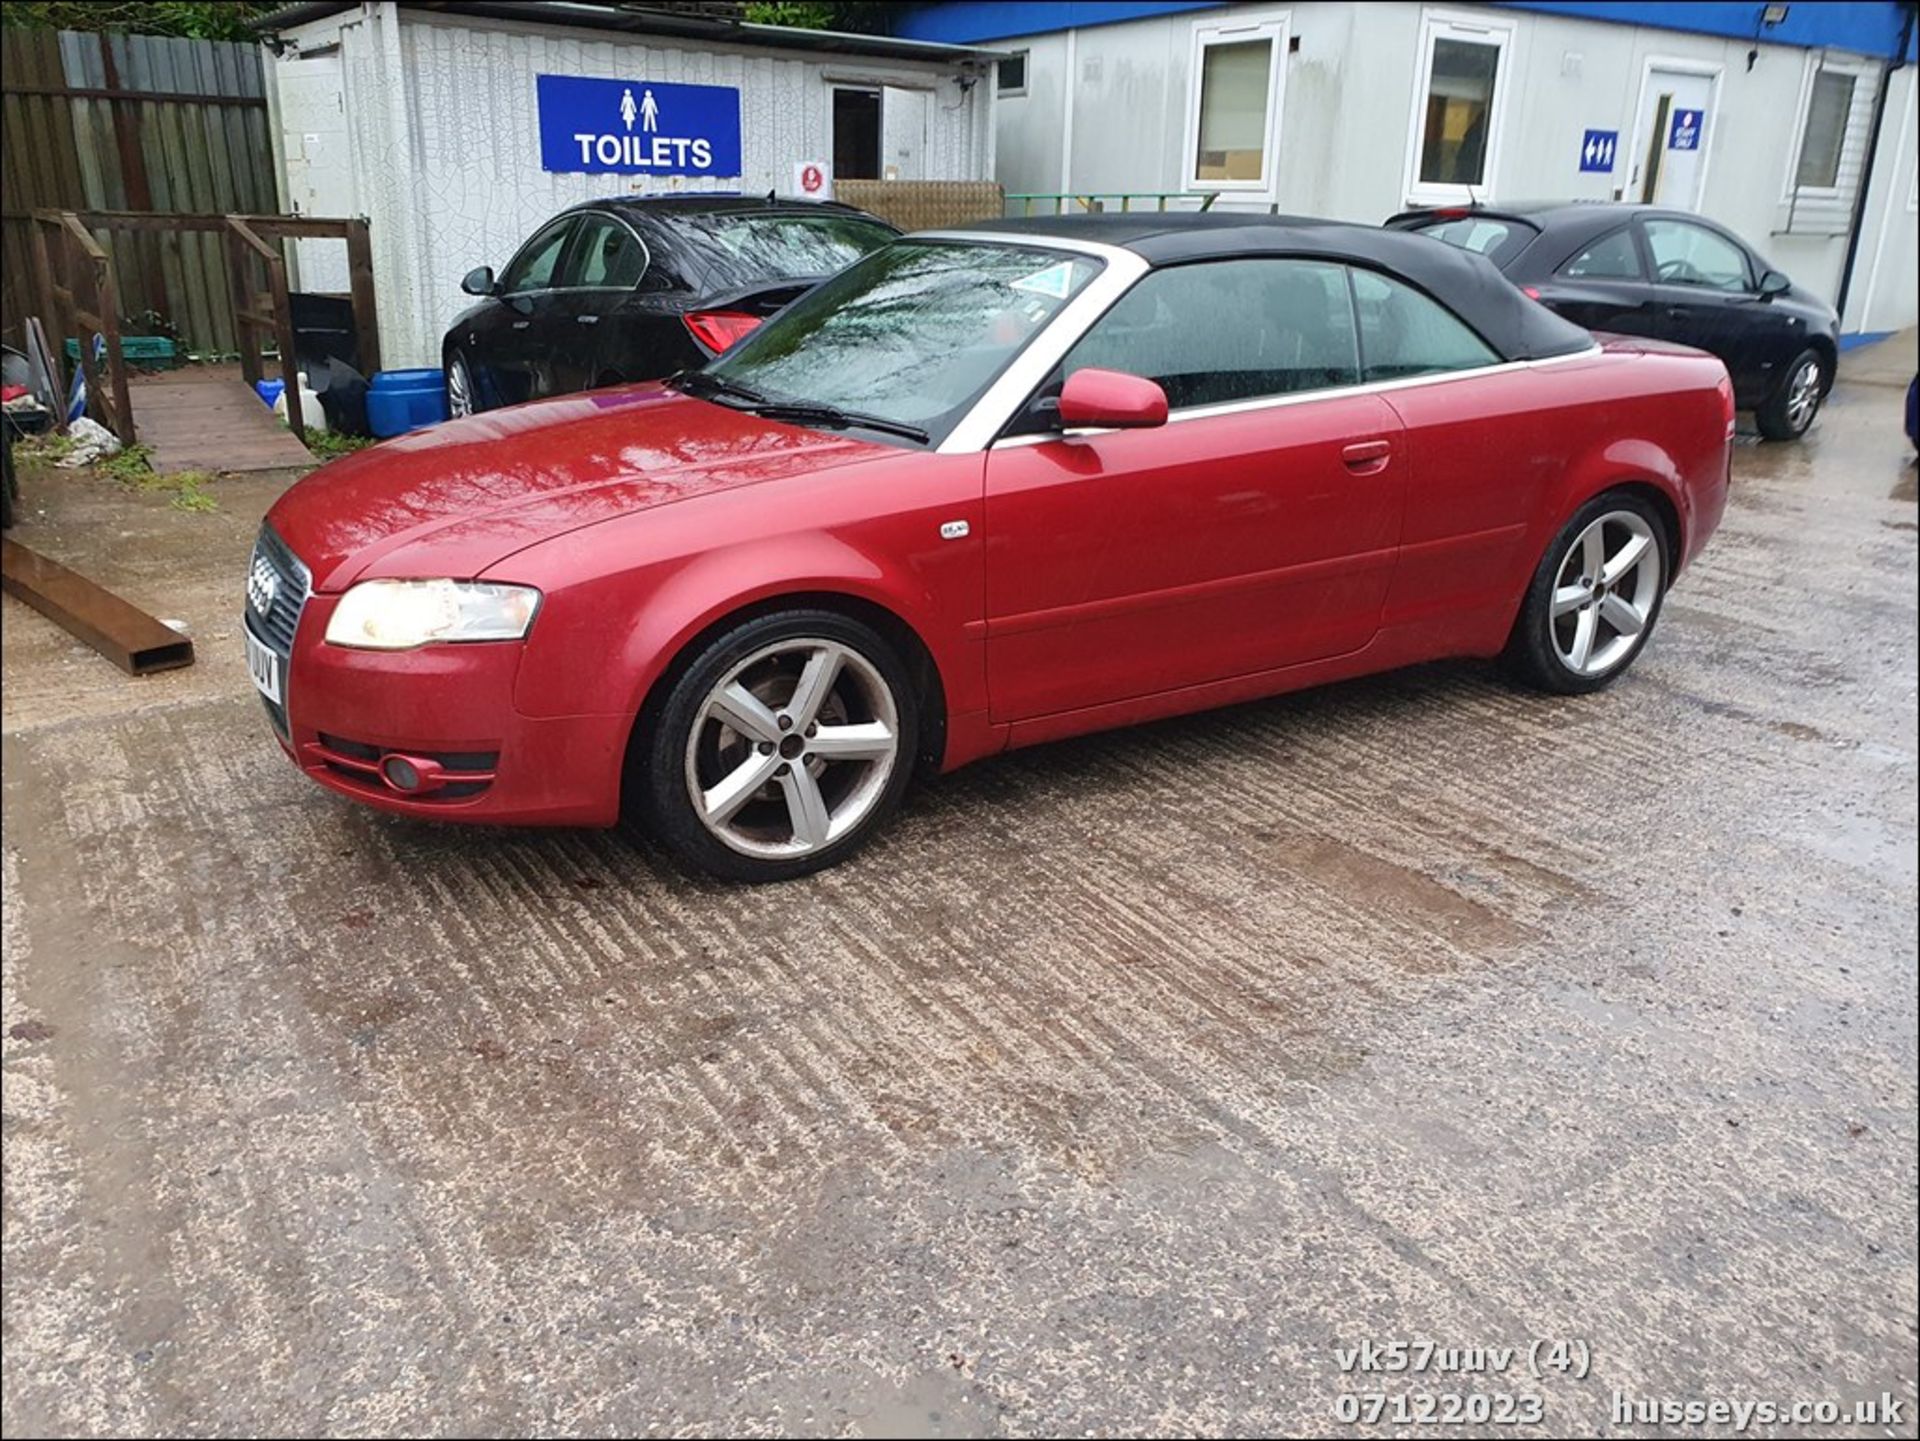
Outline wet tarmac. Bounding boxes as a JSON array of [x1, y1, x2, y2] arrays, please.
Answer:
[[3, 349, 1916, 1436]]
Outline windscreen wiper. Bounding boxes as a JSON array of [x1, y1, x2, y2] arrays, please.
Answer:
[[746, 400, 931, 445], [664, 370, 768, 406]]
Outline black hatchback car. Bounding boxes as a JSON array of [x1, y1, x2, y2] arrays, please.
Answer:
[[443, 196, 898, 416], [1387, 203, 1840, 440]]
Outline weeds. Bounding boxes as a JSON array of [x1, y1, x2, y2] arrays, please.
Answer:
[[304, 427, 374, 461]]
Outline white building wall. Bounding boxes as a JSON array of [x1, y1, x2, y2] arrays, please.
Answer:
[[994, 1, 1916, 327], [1844, 63, 1918, 337], [269, 6, 993, 367]]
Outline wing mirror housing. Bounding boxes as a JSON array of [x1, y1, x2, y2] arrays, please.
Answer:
[[1758, 269, 1791, 299], [1058, 368, 1169, 430], [461, 265, 498, 297]]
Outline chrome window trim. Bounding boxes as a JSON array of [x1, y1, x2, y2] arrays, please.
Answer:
[[927, 233, 1153, 455], [985, 343, 1605, 449]]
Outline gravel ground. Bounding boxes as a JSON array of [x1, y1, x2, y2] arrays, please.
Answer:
[[3, 350, 1916, 1437]]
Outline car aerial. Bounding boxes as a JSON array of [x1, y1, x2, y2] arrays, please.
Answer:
[[442, 195, 898, 416], [246, 213, 1734, 883], [1387, 201, 1837, 441]]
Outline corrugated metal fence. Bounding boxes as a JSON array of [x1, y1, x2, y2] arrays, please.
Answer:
[[1, 27, 278, 355]]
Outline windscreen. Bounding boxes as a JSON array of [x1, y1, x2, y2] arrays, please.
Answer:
[[668, 211, 897, 290], [1405, 215, 1538, 269], [706, 240, 1105, 443]]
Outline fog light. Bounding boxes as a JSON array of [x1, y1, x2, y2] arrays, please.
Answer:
[[381, 755, 422, 792]]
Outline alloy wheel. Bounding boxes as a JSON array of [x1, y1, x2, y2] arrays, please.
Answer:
[[447, 357, 474, 418], [1549, 510, 1663, 678], [683, 638, 900, 859], [1784, 359, 1820, 433]]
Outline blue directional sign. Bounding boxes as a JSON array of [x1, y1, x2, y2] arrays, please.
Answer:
[[1668, 107, 1703, 151], [536, 74, 741, 177], [1580, 128, 1618, 173]]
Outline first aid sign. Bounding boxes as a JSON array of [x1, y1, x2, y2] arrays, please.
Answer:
[[536, 74, 741, 177]]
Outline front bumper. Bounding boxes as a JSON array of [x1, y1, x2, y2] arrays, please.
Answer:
[[247, 583, 631, 828]]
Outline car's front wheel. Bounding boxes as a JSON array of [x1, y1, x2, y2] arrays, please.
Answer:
[[446, 351, 478, 418], [1756, 347, 1825, 441], [1506, 492, 1669, 695], [636, 609, 919, 882]]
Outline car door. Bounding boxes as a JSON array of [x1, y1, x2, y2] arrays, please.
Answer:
[[544, 211, 653, 394], [983, 257, 1406, 722], [1642, 217, 1780, 398], [1533, 224, 1661, 339], [464, 216, 577, 407]]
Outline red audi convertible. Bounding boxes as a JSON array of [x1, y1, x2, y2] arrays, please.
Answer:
[[245, 215, 1733, 881]]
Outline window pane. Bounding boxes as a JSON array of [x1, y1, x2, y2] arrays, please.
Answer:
[[666, 212, 896, 290], [1195, 39, 1272, 182], [997, 53, 1027, 93], [1560, 228, 1642, 280], [566, 217, 646, 288], [1795, 70, 1855, 189], [1062, 259, 1360, 408], [1352, 269, 1499, 381], [1412, 216, 1534, 265], [1419, 37, 1499, 186], [501, 221, 572, 293], [1644, 220, 1750, 291]]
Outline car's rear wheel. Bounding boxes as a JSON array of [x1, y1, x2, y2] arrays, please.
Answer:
[[1756, 347, 1824, 441], [1506, 492, 1669, 695], [636, 610, 919, 882], [446, 352, 477, 418]]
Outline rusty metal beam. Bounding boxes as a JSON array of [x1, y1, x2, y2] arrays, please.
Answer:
[[0, 538, 194, 675]]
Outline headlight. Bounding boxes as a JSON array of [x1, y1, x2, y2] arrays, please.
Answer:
[[324, 579, 541, 650]]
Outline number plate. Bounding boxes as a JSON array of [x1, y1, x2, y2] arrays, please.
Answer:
[[244, 628, 283, 704]]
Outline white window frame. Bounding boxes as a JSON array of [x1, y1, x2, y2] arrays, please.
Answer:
[[1181, 11, 1291, 200], [1623, 56, 1723, 210], [1781, 49, 1874, 201], [996, 49, 1029, 98], [1401, 8, 1515, 208]]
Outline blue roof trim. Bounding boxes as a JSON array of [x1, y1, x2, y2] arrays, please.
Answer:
[[889, 0, 1916, 59], [888, 1, 1224, 44], [1491, 2, 1917, 61]]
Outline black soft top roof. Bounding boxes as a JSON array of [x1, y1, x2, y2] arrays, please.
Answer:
[[949, 213, 1594, 362]]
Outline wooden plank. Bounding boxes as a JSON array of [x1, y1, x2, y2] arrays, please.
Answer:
[[17, 209, 368, 238], [1, 536, 195, 675], [132, 376, 311, 474], [0, 82, 267, 107], [345, 219, 381, 373]]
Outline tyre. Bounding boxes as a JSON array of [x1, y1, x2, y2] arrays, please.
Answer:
[[635, 609, 919, 882], [1755, 347, 1825, 441], [445, 351, 478, 418], [1505, 491, 1669, 695]]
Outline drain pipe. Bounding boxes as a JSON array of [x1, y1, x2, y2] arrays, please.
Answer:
[[1834, 3, 1916, 328]]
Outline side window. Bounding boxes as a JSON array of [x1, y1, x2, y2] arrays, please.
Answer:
[[1644, 220, 1751, 292], [1560, 228, 1644, 281], [500, 219, 574, 294], [1350, 270, 1500, 382], [1060, 258, 1360, 410], [564, 215, 647, 289]]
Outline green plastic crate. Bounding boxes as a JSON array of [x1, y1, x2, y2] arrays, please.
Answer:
[[64, 335, 177, 368]]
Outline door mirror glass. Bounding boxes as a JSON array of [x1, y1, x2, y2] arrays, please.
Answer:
[[1058, 368, 1168, 430], [1758, 268, 1791, 297], [461, 265, 497, 297]]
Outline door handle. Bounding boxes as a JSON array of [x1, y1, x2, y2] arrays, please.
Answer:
[[576, 314, 600, 325], [1341, 440, 1392, 473]]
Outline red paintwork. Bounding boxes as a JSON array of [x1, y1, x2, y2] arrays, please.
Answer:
[[264, 335, 1731, 827], [1058, 367, 1169, 428]]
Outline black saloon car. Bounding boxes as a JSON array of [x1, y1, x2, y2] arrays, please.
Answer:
[[1387, 202, 1840, 440], [443, 196, 898, 416]]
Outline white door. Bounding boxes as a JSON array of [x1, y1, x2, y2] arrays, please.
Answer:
[[1628, 67, 1716, 210], [276, 52, 353, 292], [881, 86, 928, 180]]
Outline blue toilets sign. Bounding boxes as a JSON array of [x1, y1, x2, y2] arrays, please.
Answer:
[[536, 74, 741, 177], [1668, 108, 1703, 151], [1579, 128, 1618, 173]]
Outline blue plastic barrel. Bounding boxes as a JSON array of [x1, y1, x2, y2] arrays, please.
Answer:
[[254, 378, 285, 408], [366, 368, 450, 437]]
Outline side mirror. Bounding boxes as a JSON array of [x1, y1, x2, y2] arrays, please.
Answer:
[[461, 265, 497, 297], [1758, 269, 1791, 298], [1058, 367, 1168, 430]]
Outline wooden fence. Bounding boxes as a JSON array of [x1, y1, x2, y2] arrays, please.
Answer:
[[1, 26, 278, 357]]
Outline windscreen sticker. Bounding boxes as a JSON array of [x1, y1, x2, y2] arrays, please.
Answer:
[[1011, 261, 1076, 299]]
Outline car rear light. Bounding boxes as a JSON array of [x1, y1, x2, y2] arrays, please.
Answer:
[[684, 310, 762, 354], [1716, 371, 1736, 439], [1521, 285, 1543, 301], [1432, 207, 1469, 219]]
